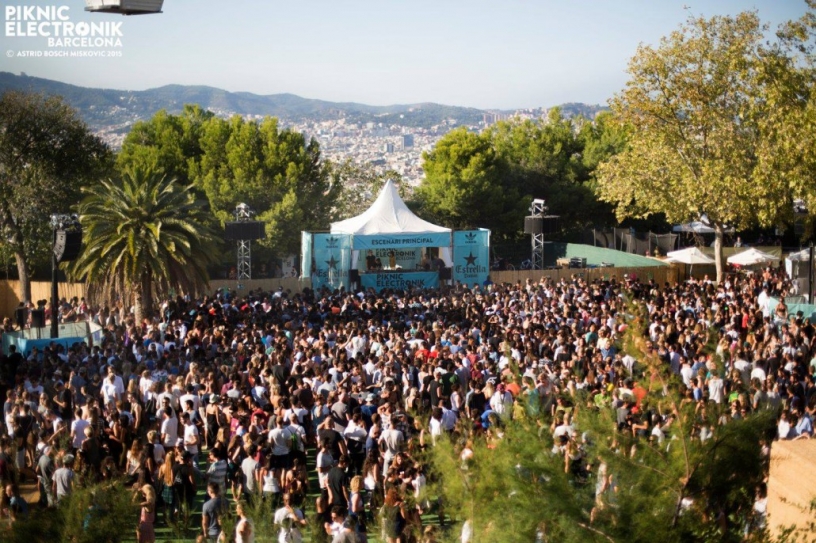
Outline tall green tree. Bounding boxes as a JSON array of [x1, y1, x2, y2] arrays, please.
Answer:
[[417, 127, 527, 240], [0, 91, 111, 301], [595, 11, 812, 281], [490, 110, 617, 232], [68, 164, 219, 323], [117, 104, 214, 183], [192, 115, 338, 258]]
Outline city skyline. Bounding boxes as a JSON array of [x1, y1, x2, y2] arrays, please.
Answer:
[[1, 0, 807, 109]]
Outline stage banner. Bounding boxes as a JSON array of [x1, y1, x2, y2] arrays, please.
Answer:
[[300, 231, 312, 279], [360, 248, 421, 270], [360, 271, 439, 291], [352, 232, 451, 250], [453, 229, 490, 286], [312, 233, 352, 291]]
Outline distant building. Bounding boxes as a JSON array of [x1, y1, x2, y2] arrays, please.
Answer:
[[384, 142, 395, 153], [402, 134, 414, 149]]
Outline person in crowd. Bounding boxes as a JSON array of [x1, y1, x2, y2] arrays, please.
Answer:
[[134, 483, 156, 543], [0, 261, 808, 541]]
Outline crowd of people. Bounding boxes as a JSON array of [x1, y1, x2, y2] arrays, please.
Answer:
[[0, 262, 813, 542]]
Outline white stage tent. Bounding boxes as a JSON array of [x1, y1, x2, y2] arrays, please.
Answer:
[[330, 180, 453, 268]]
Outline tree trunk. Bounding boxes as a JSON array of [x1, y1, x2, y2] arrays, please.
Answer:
[[14, 245, 31, 303], [714, 223, 724, 284], [133, 287, 143, 327], [140, 270, 152, 322]]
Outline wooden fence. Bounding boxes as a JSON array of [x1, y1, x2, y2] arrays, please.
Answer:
[[0, 266, 680, 318]]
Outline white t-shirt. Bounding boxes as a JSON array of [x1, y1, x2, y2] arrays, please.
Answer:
[[71, 418, 90, 449], [183, 422, 199, 454], [161, 416, 178, 447], [273, 507, 304, 543]]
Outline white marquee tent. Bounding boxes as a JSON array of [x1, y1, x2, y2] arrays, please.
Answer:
[[330, 180, 453, 268], [331, 180, 450, 237]]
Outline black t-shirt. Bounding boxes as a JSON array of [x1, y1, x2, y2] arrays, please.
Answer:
[[58, 388, 73, 419], [14, 414, 34, 440], [317, 428, 344, 459], [327, 466, 348, 505], [467, 391, 486, 414]]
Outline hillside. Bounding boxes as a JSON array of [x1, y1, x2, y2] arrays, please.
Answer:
[[0, 72, 609, 133]]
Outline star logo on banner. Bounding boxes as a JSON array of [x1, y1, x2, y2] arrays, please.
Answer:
[[464, 252, 477, 266], [326, 254, 339, 270]]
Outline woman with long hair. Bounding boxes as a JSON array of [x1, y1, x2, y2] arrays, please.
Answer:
[[380, 487, 404, 543], [158, 450, 177, 523], [135, 483, 156, 543]]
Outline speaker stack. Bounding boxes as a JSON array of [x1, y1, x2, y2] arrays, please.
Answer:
[[524, 215, 560, 235], [14, 307, 27, 329], [225, 221, 266, 241], [31, 309, 46, 328], [53, 229, 83, 262]]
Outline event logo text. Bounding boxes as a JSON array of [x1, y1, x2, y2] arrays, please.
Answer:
[[5, 6, 124, 47]]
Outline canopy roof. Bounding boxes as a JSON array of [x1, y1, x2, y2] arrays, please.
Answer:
[[727, 248, 779, 266], [787, 249, 812, 262], [666, 247, 715, 265], [331, 180, 450, 236]]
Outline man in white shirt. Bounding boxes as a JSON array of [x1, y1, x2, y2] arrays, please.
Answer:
[[160, 407, 179, 449], [181, 411, 200, 464], [70, 408, 90, 450], [179, 385, 199, 413], [101, 374, 120, 409]]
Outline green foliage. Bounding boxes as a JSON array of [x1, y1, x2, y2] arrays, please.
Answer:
[[68, 163, 220, 321], [8, 482, 132, 543], [118, 104, 214, 184], [418, 111, 624, 242], [191, 115, 339, 258], [0, 90, 112, 300], [595, 9, 816, 279], [427, 303, 779, 543], [417, 127, 527, 240]]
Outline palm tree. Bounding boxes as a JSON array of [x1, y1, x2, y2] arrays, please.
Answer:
[[68, 165, 220, 324]]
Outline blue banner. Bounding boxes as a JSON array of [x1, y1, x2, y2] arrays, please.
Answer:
[[360, 271, 439, 291], [352, 232, 450, 250], [312, 233, 352, 291], [300, 231, 312, 279], [453, 229, 490, 286]]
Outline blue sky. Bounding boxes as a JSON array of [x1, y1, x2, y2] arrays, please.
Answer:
[[0, 0, 808, 109]]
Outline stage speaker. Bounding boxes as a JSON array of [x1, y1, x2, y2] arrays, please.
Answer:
[[541, 215, 560, 235], [14, 307, 26, 329], [439, 267, 452, 280], [53, 229, 83, 262], [524, 216, 543, 235], [225, 221, 266, 241], [349, 269, 360, 283], [31, 309, 46, 328]]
